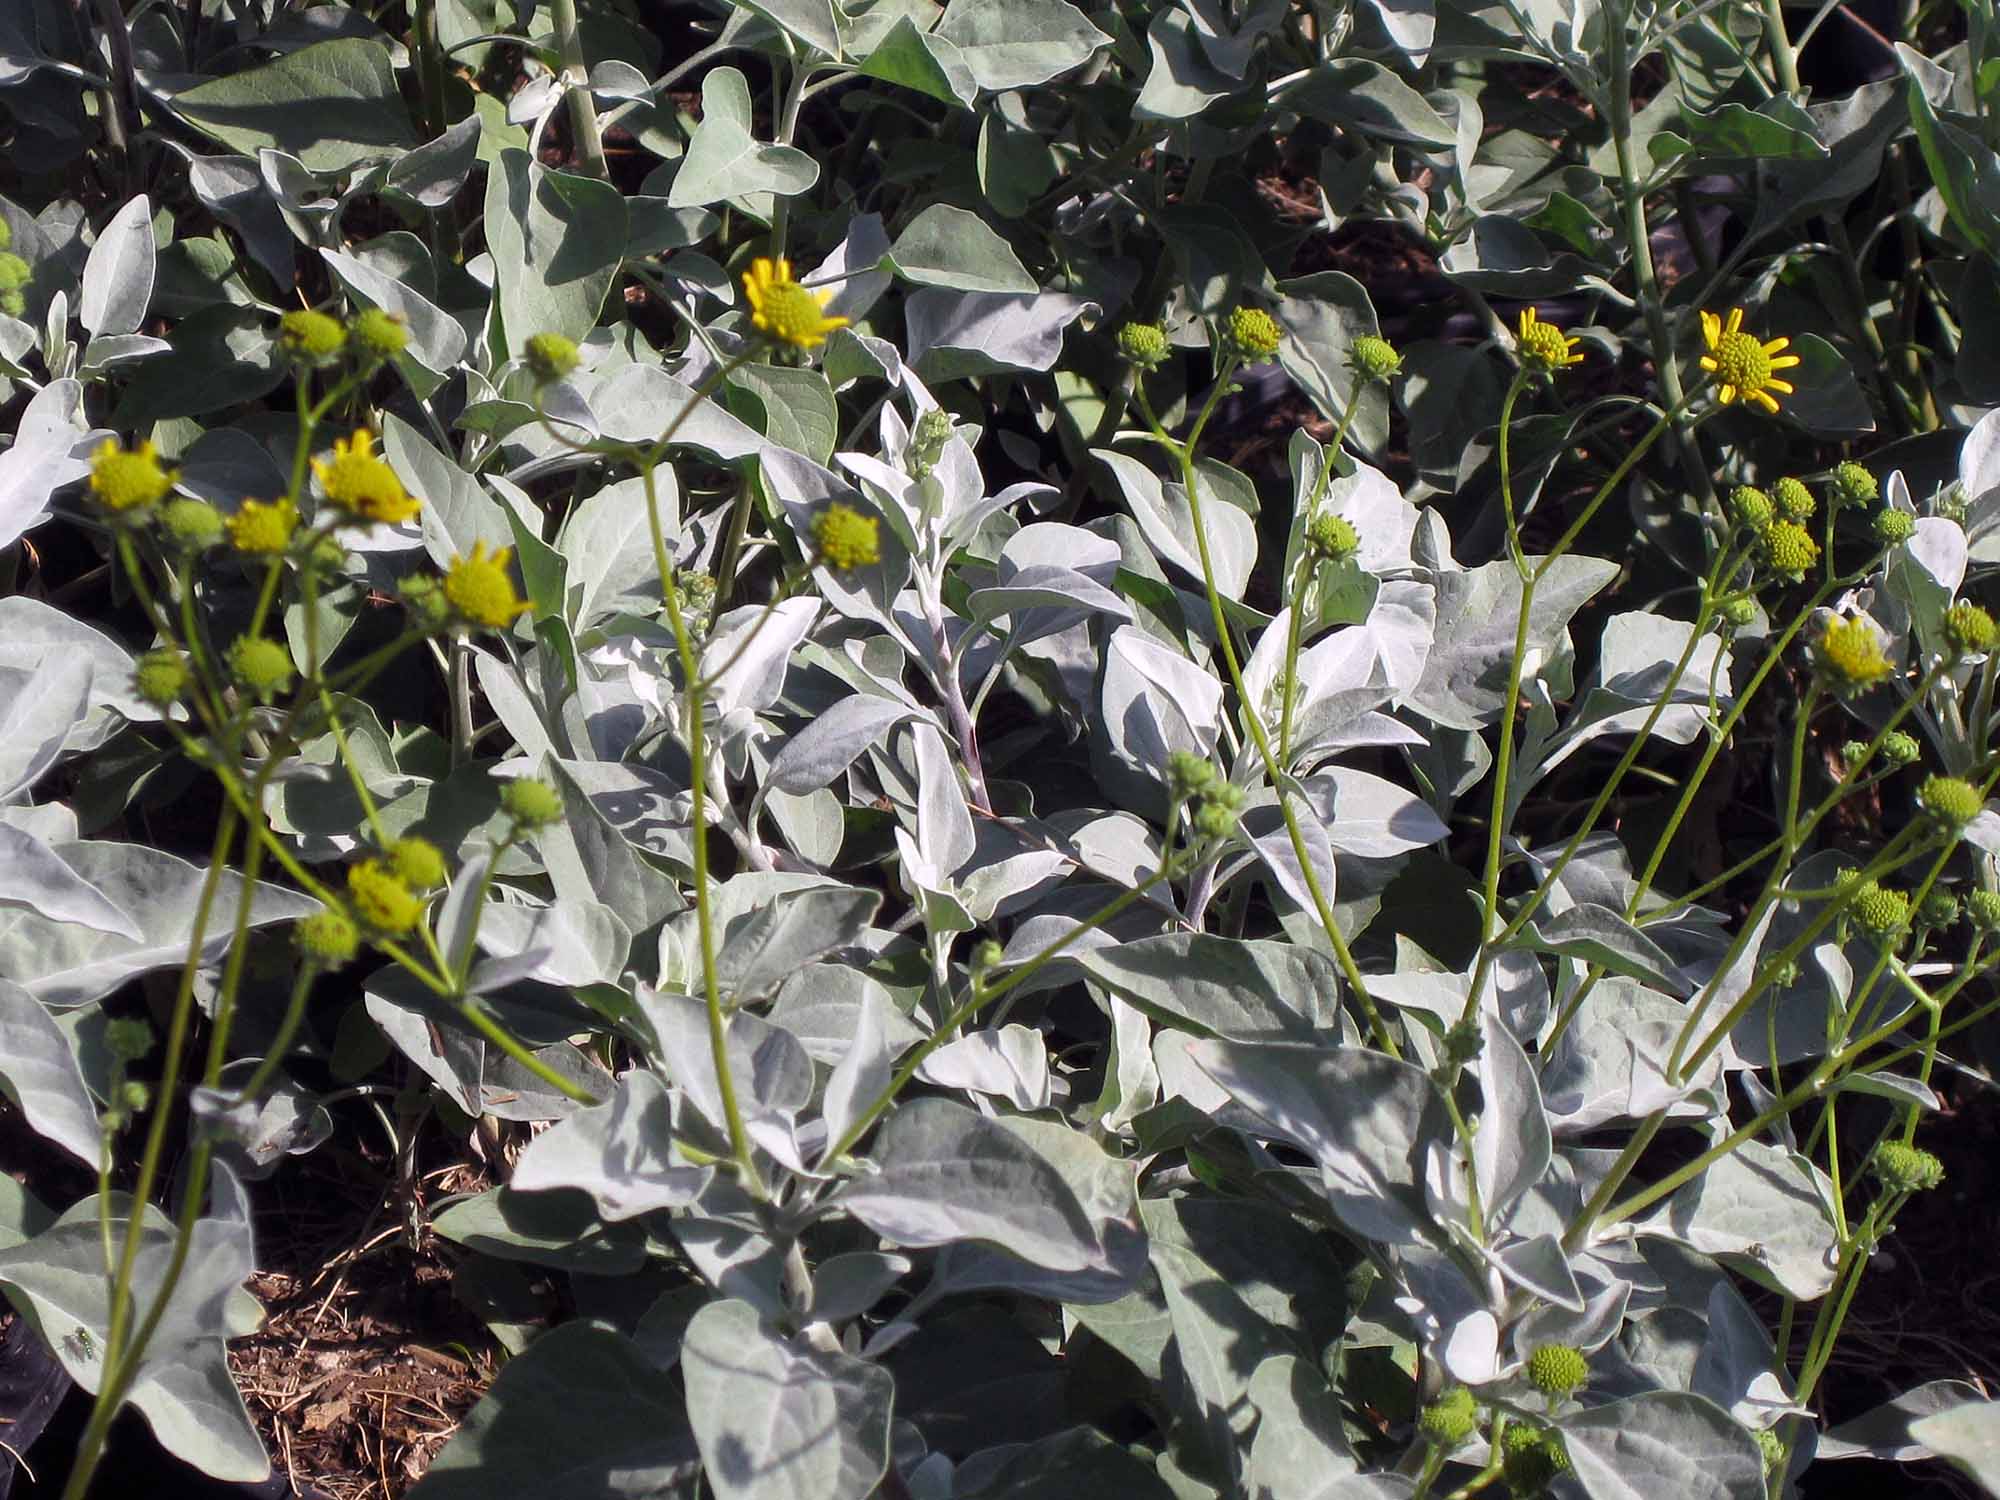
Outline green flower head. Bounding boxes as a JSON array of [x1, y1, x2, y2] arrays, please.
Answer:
[[501, 775, 564, 831], [1349, 334, 1403, 383], [1718, 596, 1757, 631], [524, 331, 581, 383], [1728, 485, 1775, 531], [1873, 1140, 1944, 1194], [1772, 476, 1815, 522], [1848, 879, 1909, 945], [1872, 509, 1916, 546], [1880, 729, 1921, 766], [89, 439, 176, 515], [1116, 321, 1171, 371], [348, 307, 409, 360], [1814, 614, 1892, 694], [811, 503, 881, 571], [1968, 889, 2000, 931], [0, 250, 29, 294], [1831, 461, 1878, 507], [1919, 774, 1983, 829], [132, 649, 190, 708], [1945, 601, 1997, 656], [228, 635, 294, 700], [1223, 305, 1283, 362], [297, 907, 360, 966], [1500, 1424, 1570, 1495], [1306, 511, 1360, 563], [280, 308, 347, 364], [386, 836, 447, 891], [1417, 1387, 1478, 1447], [1919, 887, 1961, 928], [1166, 749, 1218, 801], [159, 498, 224, 551], [1761, 519, 1819, 580], [346, 858, 425, 935], [1524, 1343, 1589, 1396]]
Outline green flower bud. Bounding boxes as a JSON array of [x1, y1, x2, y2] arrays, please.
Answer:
[[280, 308, 347, 364], [132, 649, 191, 708], [524, 331, 581, 383], [1349, 334, 1403, 383], [1847, 879, 1909, 945], [1761, 519, 1819, 581], [0, 250, 29, 294], [1919, 887, 1961, 928], [346, 858, 425, 935], [1166, 749, 1217, 801], [1919, 774, 1983, 830], [121, 1079, 151, 1114], [1718, 596, 1757, 631], [500, 775, 564, 830], [348, 307, 409, 360], [1116, 321, 1171, 371], [1500, 1424, 1570, 1495], [1192, 798, 1238, 842], [105, 1017, 154, 1062], [1524, 1343, 1589, 1396], [297, 907, 360, 966], [1873, 1139, 1944, 1193], [1754, 1427, 1786, 1474], [1222, 305, 1282, 362], [1831, 461, 1878, 507], [1728, 485, 1775, 531], [1307, 511, 1360, 563], [971, 939, 1005, 973], [1968, 889, 2000, 931], [1418, 1387, 1478, 1447], [1937, 483, 1969, 523], [1773, 476, 1815, 521], [227, 635, 294, 700], [1873, 509, 1916, 546], [906, 406, 955, 478], [386, 836, 447, 891], [1946, 601, 1997, 656], [1880, 730, 1921, 766], [159, 497, 224, 551], [400, 573, 453, 634]]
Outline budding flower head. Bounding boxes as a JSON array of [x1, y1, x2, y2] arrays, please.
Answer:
[[1166, 749, 1217, 801], [1728, 485, 1775, 531], [905, 406, 955, 478], [1945, 601, 1997, 656], [1754, 1427, 1786, 1475], [1761, 519, 1819, 580], [1773, 476, 1815, 522], [970, 939, 1004, 974], [89, 439, 176, 515], [500, 775, 564, 831], [346, 858, 425, 935], [1873, 508, 1916, 546], [524, 331, 581, 384], [386, 836, 447, 891], [1831, 461, 1878, 507], [105, 1016, 153, 1062], [1116, 321, 1170, 371], [399, 573, 452, 634], [1880, 729, 1921, 766], [228, 635, 294, 700], [1500, 1424, 1570, 1494], [1516, 306, 1583, 375], [1814, 614, 1892, 694], [280, 308, 346, 364], [1718, 596, 1757, 631], [1919, 774, 1983, 829], [227, 496, 299, 556], [1524, 1343, 1589, 1396], [0, 250, 29, 318], [1938, 483, 1970, 523], [1968, 889, 2000, 931], [1222, 305, 1282, 362], [1306, 511, 1360, 563], [1847, 878, 1909, 944], [1873, 1140, 1945, 1194], [132, 649, 190, 708], [1349, 334, 1403, 383], [297, 907, 360, 966], [1417, 1387, 1478, 1447], [811, 503, 881, 571], [445, 542, 531, 629], [348, 307, 409, 360], [1920, 887, 1961, 928]]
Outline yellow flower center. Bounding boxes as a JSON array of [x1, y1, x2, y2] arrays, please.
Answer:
[[445, 542, 530, 628], [1817, 616, 1890, 690], [1709, 329, 1775, 393], [761, 283, 834, 346], [89, 440, 175, 513], [811, 503, 882, 571], [1517, 313, 1579, 373], [315, 431, 420, 525]]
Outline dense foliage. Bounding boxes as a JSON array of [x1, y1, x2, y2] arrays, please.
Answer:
[[4, 0, 2000, 1495]]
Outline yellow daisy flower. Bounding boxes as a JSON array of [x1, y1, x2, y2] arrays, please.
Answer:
[[1516, 307, 1583, 375], [1699, 308, 1801, 415], [313, 429, 421, 525], [444, 541, 531, 629], [743, 257, 849, 350]]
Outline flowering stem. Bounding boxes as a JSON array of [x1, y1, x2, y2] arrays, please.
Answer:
[[1276, 380, 1357, 765]]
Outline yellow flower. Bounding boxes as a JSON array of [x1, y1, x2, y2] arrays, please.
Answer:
[[743, 257, 849, 350], [1516, 308, 1582, 375], [1223, 306, 1283, 362], [1699, 307, 1801, 414], [1815, 614, 1892, 693], [444, 541, 530, 628], [89, 439, 176, 513], [346, 859, 425, 935], [226, 496, 299, 556], [811, 503, 881, 570], [313, 429, 421, 525]]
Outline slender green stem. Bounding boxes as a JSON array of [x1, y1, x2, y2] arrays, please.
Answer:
[[549, 0, 607, 177]]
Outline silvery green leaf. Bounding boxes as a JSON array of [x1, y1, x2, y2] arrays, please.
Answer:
[[1540, 612, 1730, 776], [0, 978, 100, 1164], [1819, 1380, 1989, 1460], [1885, 518, 1965, 646], [1692, 1282, 1806, 1427], [1245, 1355, 1361, 1497], [0, 1196, 267, 1481], [1282, 59, 1455, 146], [485, 149, 628, 349], [840, 1097, 1137, 1273], [716, 884, 881, 1002], [78, 332, 172, 374], [558, 472, 680, 625], [767, 695, 922, 797], [1153, 1228, 1294, 1473], [636, 988, 814, 1133], [322, 246, 468, 382], [669, 68, 819, 208], [0, 652, 90, 802], [905, 289, 1097, 379], [1485, 1233, 1583, 1310], [1541, 978, 1724, 1131], [1, 842, 317, 1007], [822, 980, 900, 1159], [808, 1251, 912, 1323], [384, 413, 515, 566], [78, 194, 154, 338], [705, 598, 824, 721], [1100, 625, 1224, 775], [771, 964, 926, 1067], [1474, 1009, 1550, 1224], [908, 720, 976, 884], [471, 649, 558, 759], [916, 1024, 1051, 1109], [932, 0, 1110, 89], [886, 204, 1037, 293], [1271, 275, 1391, 447], [1408, 556, 1619, 730], [189, 1079, 332, 1180], [954, 1428, 1177, 1499], [683, 1298, 894, 1500], [538, 759, 685, 937], [512, 1069, 710, 1218], [1509, 903, 1690, 996], [387, 114, 482, 207], [0, 822, 140, 938], [1303, 768, 1449, 859], [476, 897, 631, 986], [1190, 1040, 1437, 1244], [431, 1186, 650, 1274], [1649, 1141, 1838, 1299], [857, 15, 980, 107], [1134, 9, 1237, 122], [1094, 449, 1258, 598], [1910, 1402, 2000, 1493], [411, 1322, 700, 1498], [0, 379, 100, 552], [728, 362, 838, 463], [172, 37, 420, 172], [1075, 933, 1334, 1039], [1561, 1391, 1767, 1500]]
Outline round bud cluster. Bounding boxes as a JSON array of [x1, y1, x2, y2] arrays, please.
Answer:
[[501, 775, 564, 831], [1918, 774, 1983, 830], [228, 635, 294, 700], [1417, 1387, 1478, 1447], [1872, 509, 1916, 546], [1222, 305, 1283, 362], [1945, 601, 1997, 656], [1968, 889, 2000, 931], [0, 231, 31, 319], [1166, 749, 1217, 802], [1773, 477, 1815, 522], [1306, 511, 1360, 564], [1880, 730, 1922, 766], [905, 406, 955, 478], [1754, 1427, 1787, 1475], [1728, 485, 1774, 531], [1919, 887, 1961, 929], [348, 307, 410, 360], [1937, 483, 1969, 523], [1500, 1424, 1570, 1495], [160, 498, 224, 551], [524, 331, 581, 383], [297, 907, 360, 966], [1846, 878, 1909, 945], [1831, 461, 1878, 507], [132, 649, 191, 708], [1116, 321, 1170, 372], [1349, 334, 1403, 383], [1524, 1343, 1590, 1396], [1760, 519, 1819, 581], [280, 308, 347, 364], [1873, 1140, 1945, 1194], [386, 836, 447, 891]]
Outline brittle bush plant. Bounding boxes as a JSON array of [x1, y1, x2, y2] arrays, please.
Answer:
[[10, 1, 2000, 1498]]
